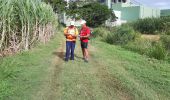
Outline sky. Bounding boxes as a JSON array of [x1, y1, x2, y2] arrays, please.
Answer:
[[136, 0, 170, 9]]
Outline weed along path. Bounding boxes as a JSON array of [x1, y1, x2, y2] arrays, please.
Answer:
[[1, 33, 170, 100]]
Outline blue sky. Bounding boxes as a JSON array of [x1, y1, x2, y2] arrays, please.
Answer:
[[136, 0, 170, 9]]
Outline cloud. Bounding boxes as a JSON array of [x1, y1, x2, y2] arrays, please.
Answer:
[[153, 1, 170, 9], [153, 2, 168, 6], [137, 0, 170, 9]]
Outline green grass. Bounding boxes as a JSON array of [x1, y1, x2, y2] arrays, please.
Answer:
[[92, 40, 170, 100], [52, 39, 170, 100], [0, 32, 170, 100], [0, 33, 62, 100]]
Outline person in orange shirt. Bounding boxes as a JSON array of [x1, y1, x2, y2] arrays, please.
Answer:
[[64, 21, 78, 62]]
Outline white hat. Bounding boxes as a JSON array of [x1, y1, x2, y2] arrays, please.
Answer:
[[81, 20, 86, 25], [70, 21, 75, 26]]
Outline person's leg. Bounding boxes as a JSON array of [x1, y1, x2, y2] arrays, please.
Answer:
[[65, 41, 71, 61], [84, 48, 89, 60], [82, 49, 85, 59], [84, 42, 89, 62], [70, 41, 76, 60], [81, 42, 85, 59]]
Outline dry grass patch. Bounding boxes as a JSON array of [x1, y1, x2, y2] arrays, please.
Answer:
[[141, 35, 160, 41]]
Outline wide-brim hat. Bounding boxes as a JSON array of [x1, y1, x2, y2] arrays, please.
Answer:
[[70, 21, 75, 26], [81, 20, 86, 24]]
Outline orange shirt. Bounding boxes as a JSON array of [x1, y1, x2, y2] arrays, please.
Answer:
[[64, 26, 79, 41]]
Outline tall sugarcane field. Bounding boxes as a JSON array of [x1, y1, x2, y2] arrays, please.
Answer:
[[0, 0, 58, 56]]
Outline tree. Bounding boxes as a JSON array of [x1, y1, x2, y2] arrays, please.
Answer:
[[65, 0, 97, 19], [43, 0, 67, 13], [44, 0, 116, 27], [80, 3, 116, 27], [65, 1, 79, 19]]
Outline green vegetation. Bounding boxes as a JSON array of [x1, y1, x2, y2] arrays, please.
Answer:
[[0, 32, 61, 100], [93, 25, 139, 45], [125, 39, 168, 60], [0, 0, 58, 54], [44, 0, 67, 13], [161, 35, 170, 51], [124, 17, 170, 60], [92, 17, 170, 61], [1, 32, 169, 100], [0, 0, 170, 99], [132, 17, 170, 35], [80, 3, 115, 27], [65, 1, 116, 27], [92, 41, 170, 100], [147, 42, 167, 60], [124, 38, 153, 55], [160, 35, 170, 61], [0, 0, 59, 99], [93, 27, 111, 39], [132, 18, 163, 34], [106, 25, 138, 45], [43, 0, 97, 14], [45, 0, 116, 27]]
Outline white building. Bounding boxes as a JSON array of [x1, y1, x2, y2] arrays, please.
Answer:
[[102, 0, 160, 26]]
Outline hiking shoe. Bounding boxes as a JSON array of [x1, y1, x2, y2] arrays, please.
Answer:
[[84, 59, 89, 63], [70, 58, 74, 60], [65, 59, 69, 62]]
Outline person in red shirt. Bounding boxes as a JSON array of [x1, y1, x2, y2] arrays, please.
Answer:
[[79, 20, 91, 62]]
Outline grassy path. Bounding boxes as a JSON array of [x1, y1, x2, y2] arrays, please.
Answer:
[[33, 37, 170, 100], [1, 32, 170, 100]]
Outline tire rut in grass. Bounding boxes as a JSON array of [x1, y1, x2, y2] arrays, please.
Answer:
[[90, 52, 134, 100], [33, 41, 65, 100], [78, 65, 96, 100], [70, 43, 96, 100]]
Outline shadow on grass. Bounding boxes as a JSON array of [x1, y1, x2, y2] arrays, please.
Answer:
[[52, 52, 65, 61], [52, 52, 83, 61], [75, 54, 83, 59]]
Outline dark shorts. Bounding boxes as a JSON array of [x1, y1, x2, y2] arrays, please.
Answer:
[[81, 42, 88, 49]]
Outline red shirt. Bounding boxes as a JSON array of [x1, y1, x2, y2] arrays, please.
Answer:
[[80, 26, 90, 43]]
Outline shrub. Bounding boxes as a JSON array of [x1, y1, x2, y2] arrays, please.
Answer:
[[93, 27, 111, 40], [147, 42, 167, 60], [124, 38, 152, 55], [125, 38, 168, 60], [163, 22, 170, 35], [106, 25, 138, 45], [132, 17, 170, 35], [104, 32, 115, 44], [133, 18, 164, 34], [160, 35, 170, 50]]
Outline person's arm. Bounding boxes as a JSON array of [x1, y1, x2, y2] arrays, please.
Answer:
[[81, 34, 90, 38], [64, 27, 69, 36], [80, 28, 90, 38]]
